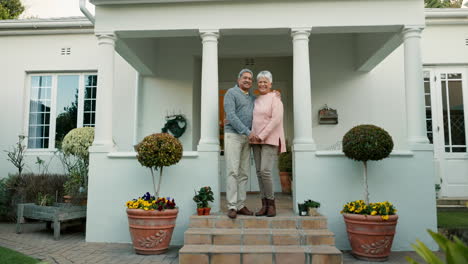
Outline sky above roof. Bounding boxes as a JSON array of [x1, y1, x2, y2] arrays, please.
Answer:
[[20, 0, 95, 19]]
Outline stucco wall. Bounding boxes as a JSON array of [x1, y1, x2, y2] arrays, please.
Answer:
[[0, 33, 136, 177], [422, 23, 468, 65]]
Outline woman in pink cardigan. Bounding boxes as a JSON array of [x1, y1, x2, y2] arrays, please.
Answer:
[[250, 70, 286, 217]]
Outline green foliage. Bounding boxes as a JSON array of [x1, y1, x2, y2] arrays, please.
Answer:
[[135, 133, 183, 197], [424, 0, 463, 8], [4, 135, 26, 177], [304, 199, 320, 208], [135, 133, 183, 170], [406, 230, 468, 264], [0, 0, 25, 20], [193, 186, 214, 208], [278, 147, 292, 173], [61, 128, 94, 195], [342, 124, 394, 162], [61, 127, 94, 161], [36, 192, 53, 206], [0, 246, 39, 264], [0, 173, 68, 221]]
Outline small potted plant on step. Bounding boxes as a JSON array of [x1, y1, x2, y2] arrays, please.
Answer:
[[304, 199, 321, 216], [193, 186, 214, 215]]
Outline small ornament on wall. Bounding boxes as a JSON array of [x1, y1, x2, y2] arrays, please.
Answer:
[[162, 114, 187, 138], [318, 104, 338, 125]]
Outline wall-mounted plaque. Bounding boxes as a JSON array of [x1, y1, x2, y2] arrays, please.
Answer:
[[318, 105, 338, 124]]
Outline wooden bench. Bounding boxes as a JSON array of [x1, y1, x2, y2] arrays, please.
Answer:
[[16, 203, 87, 240]]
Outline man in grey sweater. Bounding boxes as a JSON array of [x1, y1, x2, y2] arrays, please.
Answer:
[[224, 69, 256, 219]]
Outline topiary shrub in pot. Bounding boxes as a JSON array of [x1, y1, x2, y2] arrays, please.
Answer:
[[341, 124, 398, 261], [126, 133, 183, 255]]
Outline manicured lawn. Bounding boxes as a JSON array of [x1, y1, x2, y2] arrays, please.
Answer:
[[0, 246, 39, 264], [437, 211, 468, 229]]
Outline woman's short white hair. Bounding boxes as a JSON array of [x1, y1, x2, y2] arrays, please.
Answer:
[[257, 71, 273, 83]]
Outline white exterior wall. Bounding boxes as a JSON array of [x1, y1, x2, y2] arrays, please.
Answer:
[[422, 23, 468, 65], [0, 33, 136, 176]]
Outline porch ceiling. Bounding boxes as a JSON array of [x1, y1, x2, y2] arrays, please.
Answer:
[[115, 26, 402, 77]]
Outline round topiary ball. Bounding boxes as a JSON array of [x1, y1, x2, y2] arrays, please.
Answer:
[[135, 133, 183, 169], [62, 127, 95, 160], [342, 124, 393, 162]]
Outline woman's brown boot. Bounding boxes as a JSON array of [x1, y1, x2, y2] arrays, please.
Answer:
[[255, 198, 268, 216], [267, 199, 276, 217]]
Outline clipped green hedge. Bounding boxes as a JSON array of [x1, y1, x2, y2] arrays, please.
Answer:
[[342, 124, 393, 162]]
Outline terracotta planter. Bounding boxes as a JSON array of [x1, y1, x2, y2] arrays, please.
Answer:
[[126, 208, 178, 255], [343, 213, 398, 261], [279, 172, 292, 194], [197, 208, 204, 216], [204, 207, 211, 215]]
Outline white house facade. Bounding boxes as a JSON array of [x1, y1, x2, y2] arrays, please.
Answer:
[[1, 1, 467, 251]]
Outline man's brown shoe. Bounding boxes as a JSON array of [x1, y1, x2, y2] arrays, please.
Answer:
[[227, 209, 237, 219], [237, 206, 254, 216]]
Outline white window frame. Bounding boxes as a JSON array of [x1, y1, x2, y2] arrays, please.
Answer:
[[24, 72, 98, 151]]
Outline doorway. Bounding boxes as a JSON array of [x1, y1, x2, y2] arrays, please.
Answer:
[[423, 67, 468, 197]]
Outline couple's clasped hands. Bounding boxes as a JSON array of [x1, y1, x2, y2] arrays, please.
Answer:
[[249, 132, 262, 144]]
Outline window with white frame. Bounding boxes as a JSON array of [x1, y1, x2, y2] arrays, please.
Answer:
[[27, 73, 98, 149]]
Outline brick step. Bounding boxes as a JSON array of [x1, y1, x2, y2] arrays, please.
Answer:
[[189, 214, 328, 229], [179, 245, 342, 264], [185, 228, 335, 246]]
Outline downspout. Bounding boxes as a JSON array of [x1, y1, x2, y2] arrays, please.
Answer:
[[79, 0, 95, 25]]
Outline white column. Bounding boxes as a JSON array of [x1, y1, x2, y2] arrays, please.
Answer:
[[198, 30, 220, 152], [403, 26, 429, 146], [92, 33, 116, 152], [291, 28, 315, 150]]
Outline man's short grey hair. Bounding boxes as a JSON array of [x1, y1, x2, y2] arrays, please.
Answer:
[[257, 70, 273, 83], [238, 69, 253, 79]]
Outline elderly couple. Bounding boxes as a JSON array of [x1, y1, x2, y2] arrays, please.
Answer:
[[224, 69, 286, 219]]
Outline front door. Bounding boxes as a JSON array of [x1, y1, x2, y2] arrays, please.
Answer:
[[424, 68, 468, 197]]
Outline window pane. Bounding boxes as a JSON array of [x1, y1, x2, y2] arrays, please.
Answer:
[[83, 75, 97, 127], [442, 81, 450, 146], [448, 80, 465, 146], [55, 75, 79, 148], [28, 76, 51, 149]]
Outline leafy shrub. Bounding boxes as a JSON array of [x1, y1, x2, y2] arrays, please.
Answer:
[[61, 127, 94, 195], [304, 199, 320, 208], [61, 127, 94, 160], [342, 124, 393, 162], [0, 173, 68, 221], [406, 229, 468, 264], [278, 150, 292, 173], [135, 133, 183, 197]]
